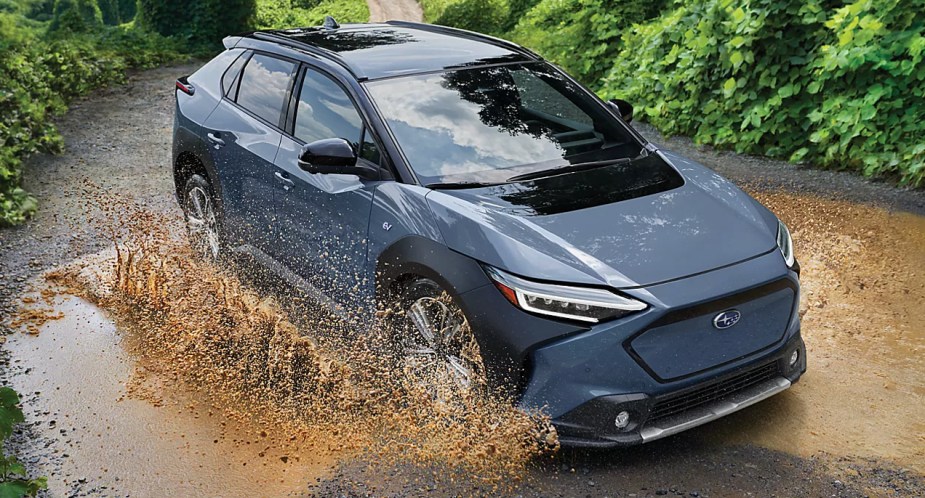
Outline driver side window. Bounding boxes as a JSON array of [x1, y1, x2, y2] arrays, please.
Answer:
[[295, 70, 381, 165]]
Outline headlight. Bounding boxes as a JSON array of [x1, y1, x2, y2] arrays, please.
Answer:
[[484, 266, 646, 323], [777, 221, 795, 268]]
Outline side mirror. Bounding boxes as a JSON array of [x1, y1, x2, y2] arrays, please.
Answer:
[[608, 99, 634, 123], [297, 138, 377, 179]]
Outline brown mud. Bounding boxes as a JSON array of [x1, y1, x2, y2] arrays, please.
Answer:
[[710, 192, 925, 472], [2, 186, 556, 496]]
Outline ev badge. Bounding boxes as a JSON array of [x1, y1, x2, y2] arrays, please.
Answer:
[[382, 222, 392, 231], [713, 309, 742, 329]]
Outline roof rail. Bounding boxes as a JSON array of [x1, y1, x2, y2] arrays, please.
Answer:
[[249, 31, 366, 80], [383, 20, 542, 61]]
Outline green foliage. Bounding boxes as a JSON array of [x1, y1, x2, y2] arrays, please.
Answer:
[[602, 0, 925, 186], [49, 0, 103, 32], [116, 0, 133, 21], [97, 0, 120, 25], [137, 0, 256, 46], [0, 387, 47, 498], [1, 4, 192, 225], [511, 0, 663, 83], [421, 0, 511, 33], [1, 35, 127, 223], [255, 0, 369, 29], [439, 0, 509, 33]]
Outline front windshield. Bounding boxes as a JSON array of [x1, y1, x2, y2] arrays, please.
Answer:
[[365, 63, 642, 185]]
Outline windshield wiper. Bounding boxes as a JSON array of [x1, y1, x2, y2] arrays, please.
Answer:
[[424, 181, 509, 190], [507, 157, 634, 183]]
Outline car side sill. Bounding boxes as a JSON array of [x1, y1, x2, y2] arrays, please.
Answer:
[[640, 376, 791, 443], [229, 244, 347, 320]]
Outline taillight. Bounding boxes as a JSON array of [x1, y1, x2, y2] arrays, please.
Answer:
[[176, 77, 195, 96]]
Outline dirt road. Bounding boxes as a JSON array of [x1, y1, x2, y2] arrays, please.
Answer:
[[367, 0, 423, 22], [1, 63, 924, 497]]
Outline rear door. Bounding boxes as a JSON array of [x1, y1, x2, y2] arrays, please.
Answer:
[[202, 52, 297, 252], [272, 66, 387, 308]]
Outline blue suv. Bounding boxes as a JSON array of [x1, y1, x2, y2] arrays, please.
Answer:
[[172, 19, 806, 447]]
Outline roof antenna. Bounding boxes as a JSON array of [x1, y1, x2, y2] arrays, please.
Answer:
[[322, 16, 339, 30]]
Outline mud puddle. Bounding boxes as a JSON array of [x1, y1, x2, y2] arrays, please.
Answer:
[[1, 185, 554, 496], [5, 292, 337, 497], [704, 192, 925, 472]]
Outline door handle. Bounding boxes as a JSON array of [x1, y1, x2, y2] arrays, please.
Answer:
[[206, 133, 225, 148], [274, 171, 295, 190]]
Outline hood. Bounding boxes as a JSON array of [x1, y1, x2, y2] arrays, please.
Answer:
[[425, 151, 778, 289]]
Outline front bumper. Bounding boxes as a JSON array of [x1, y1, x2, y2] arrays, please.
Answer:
[[457, 249, 804, 446], [553, 333, 805, 447]]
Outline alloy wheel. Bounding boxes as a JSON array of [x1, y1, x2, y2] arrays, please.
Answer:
[[401, 293, 485, 395], [185, 186, 220, 260]]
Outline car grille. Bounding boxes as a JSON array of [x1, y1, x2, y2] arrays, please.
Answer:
[[648, 362, 780, 422]]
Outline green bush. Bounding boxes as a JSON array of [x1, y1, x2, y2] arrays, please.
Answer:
[[255, 0, 369, 29], [439, 0, 509, 33], [97, 0, 120, 25], [511, 0, 663, 83], [602, 0, 925, 186], [49, 0, 103, 32], [137, 0, 256, 46], [421, 0, 511, 33]]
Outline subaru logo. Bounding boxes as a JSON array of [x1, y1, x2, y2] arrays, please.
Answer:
[[713, 309, 741, 329]]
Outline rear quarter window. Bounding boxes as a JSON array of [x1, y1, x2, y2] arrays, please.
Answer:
[[221, 51, 250, 99], [188, 48, 245, 98], [235, 54, 296, 126]]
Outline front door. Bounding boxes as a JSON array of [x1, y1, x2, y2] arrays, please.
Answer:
[[272, 67, 385, 311]]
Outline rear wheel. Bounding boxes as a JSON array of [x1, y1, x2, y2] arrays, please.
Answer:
[[392, 278, 486, 397], [182, 174, 221, 261]]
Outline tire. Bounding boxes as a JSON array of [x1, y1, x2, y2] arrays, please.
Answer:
[[391, 277, 487, 397], [182, 174, 222, 261]]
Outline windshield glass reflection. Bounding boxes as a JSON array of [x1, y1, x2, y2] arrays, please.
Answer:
[[366, 63, 641, 185]]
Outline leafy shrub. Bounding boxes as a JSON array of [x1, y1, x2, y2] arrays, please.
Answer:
[[137, 0, 256, 46], [602, 0, 925, 186], [97, 0, 120, 25], [439, 0, 509, 33], [1, 6, 193, 225], [49, 0, 103, 32], [0, 387, 47, 497], [511, 0, 663, 83], [116, 0, 134, 21], [255, 0, 369, 29], [421, 0, 511, 33], [502, 0, 541, 31]]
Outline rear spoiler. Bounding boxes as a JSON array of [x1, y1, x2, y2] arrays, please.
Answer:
[[223, 36, 243, 49]]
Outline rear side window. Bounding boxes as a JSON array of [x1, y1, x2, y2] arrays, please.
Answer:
[[221, 51, 250, 99], [236, 54, 296, 126]]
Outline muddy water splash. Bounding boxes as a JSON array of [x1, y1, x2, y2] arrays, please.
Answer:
[[53, 184, 557, 488], [709, 191, 925, 471]]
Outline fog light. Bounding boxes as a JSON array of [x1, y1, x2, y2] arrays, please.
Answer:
[[789, 349, 800, 367], [614, 410, 630, 429]]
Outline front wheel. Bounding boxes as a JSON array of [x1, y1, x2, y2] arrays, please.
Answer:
[[391, 278, 487, 397], [182, 174, 221, 261]]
